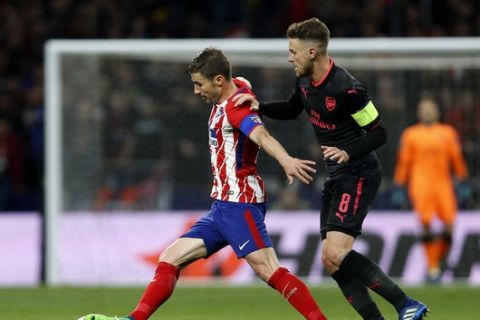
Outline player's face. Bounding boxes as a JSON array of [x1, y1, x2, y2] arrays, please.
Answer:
[[417, 99, 440, 124], [288, 38, 314, 78], [190, 72, 221, 104]]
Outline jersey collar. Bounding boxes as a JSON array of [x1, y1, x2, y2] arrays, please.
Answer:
[[311, 57, 334, 87]]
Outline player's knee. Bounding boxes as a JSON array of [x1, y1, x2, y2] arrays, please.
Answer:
[[158, 246, 186, 267], [420, 229, 435, 243], [252, 257, 279, 281], [246, 248, 280, 282], [158, 250, 177, 265], [248, 258, 279, 282], [250, 263, 276, 282], [321, 257, 337, 274], [441, 229, 452, 244], [322, 249, 344, 273]]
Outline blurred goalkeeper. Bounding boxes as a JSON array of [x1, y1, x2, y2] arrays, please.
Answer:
[[233, 18, 428, 320], [80, 48, 327, 320], [394, 98, 468, 283]]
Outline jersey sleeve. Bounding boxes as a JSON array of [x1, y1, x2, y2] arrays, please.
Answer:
[[393, 128, 414, 186], [259, 83, 304, 120], [233, 77, 252, 89], [345, 82, 380, 128], [226, 101, 264, 136], [447, 126, 468, 179]]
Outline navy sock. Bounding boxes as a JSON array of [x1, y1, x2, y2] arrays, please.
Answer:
[[332, 269, 383, 320], [340, 250, 407, 311]]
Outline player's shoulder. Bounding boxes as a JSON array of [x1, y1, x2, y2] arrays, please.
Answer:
[[226, 88, 255, 113], [332, 64, 359, 83], [438, 123, 460, 137], [438, 122, 456, 131], [233, 77, 252, 90], [331, 64, 367, 94], [403, 124, 422, 137]]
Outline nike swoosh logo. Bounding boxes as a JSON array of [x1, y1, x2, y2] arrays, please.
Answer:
[[239, 240, 250, 250]]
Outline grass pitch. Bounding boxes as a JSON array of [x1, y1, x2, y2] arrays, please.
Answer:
[[1, 284, 479, 319]]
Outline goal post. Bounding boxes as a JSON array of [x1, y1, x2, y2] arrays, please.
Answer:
[[45, 38, 480, 285]]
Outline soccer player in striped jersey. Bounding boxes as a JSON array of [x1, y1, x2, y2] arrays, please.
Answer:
[[233, 18, 429, 320], [80, 48, 327, 320]]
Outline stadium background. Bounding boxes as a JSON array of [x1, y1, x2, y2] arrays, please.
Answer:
[[1, 0, 480, 310], [1, 0, 480, 213], [2, 1, 480, 319]]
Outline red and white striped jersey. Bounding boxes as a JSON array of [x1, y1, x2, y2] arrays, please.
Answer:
[[208, 81, 266, 203]]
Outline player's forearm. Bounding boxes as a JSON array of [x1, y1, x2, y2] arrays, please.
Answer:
[[250, 127, 291, 165], [343, 125, 387, 159], [250, 125, 316, 185], [257, 90, 303, 120], [258, 132, 291, 165]]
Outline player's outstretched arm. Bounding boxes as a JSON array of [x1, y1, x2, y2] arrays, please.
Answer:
[[249, 125, 316, 185], [234, 93, 303, 120]]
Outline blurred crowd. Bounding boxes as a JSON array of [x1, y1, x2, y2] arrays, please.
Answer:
[[1, 0, 480, 212]]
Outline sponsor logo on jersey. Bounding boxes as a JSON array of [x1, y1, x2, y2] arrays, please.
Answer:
[[214, 107, 224, 119], [308, 117, 336, 130], [209, 128, 218, 146], [325, 96, 336, 111]]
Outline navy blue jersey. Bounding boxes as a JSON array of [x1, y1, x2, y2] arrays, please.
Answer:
[[261, 59, 382, 178]]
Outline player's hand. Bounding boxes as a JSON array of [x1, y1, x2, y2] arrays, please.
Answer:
[[391, 185, 408, 208], [232, 93, 259, 111], [280, 157, 317, 185], [321, 146, 350, 164]]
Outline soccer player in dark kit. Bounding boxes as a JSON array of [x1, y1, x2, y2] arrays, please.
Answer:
[[233, 18, 429, 320]]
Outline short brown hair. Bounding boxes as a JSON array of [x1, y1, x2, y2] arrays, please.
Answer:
[[188, 47, 231, 80], [286, 18, 330, 54]]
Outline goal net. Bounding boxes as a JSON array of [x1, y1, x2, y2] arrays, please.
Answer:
[[45, 38, 480, 285]]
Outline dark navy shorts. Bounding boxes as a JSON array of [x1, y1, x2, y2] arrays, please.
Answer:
[[320, 170, 381, 239], [182, 200, 272, 258]]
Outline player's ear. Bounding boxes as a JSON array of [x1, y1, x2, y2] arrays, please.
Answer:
[[308, 47, 317, 60], [213, 74, 225, 87]]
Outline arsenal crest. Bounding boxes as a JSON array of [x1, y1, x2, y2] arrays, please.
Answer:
[[325, 96, 336, 111]]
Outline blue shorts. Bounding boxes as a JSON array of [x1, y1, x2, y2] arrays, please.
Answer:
[[182, 200, 272, 258]]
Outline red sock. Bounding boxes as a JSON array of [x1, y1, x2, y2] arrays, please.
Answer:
[[129, 262, 180, 320], [268, 267, 327, 320]]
